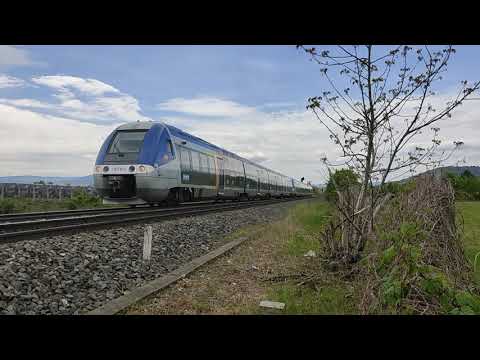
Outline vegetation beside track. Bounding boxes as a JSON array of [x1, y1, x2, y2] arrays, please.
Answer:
[[0, 189, 107, 214], [127, 197, 480, 315], [127, 200, 358, 315], [457, 202, 480, 284]]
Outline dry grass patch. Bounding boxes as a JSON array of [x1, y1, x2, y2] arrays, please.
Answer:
[[126, 200, 352, 315], [126, 223, 284, 315]]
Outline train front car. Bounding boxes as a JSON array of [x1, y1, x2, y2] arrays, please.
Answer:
[[93, 122, 177, 206]]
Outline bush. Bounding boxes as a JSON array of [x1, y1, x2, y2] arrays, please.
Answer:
[[356, 176, 480, 314], [0, 198, 16, 214], [325, 169, 360, 202], [447, 171, 480, 200], [66, 189, 102, 210], [382, 180, 415, 195], [372, 220, 480, 314]]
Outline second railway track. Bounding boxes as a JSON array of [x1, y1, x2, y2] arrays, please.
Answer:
[[0, 200, 215, 223], [0, 197, 309, 244]]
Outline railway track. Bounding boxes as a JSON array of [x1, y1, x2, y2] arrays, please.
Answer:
[[0, 197, 308, 244], [0, 200, 214, 223]]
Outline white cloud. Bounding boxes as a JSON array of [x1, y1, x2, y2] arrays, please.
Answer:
[[0, 74, 26, 88], [156, 97, 257, 117], [259, 101, 298, 109], [0, 46, 36, 68], [161, 94, 480, 185], [0, 75, 151, 176], [161, 107, 333, 184], [0, 79, 478, 184], [0, 98, 54, 109], [0, 75, 150, 124], [32, 75, 120, 96], [0, 104, 118, 177]]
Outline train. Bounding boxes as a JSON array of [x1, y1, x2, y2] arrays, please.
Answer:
[[93, 121, 313, 206]]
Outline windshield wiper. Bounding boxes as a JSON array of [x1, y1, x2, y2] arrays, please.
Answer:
[[112, 141, 122, 154]]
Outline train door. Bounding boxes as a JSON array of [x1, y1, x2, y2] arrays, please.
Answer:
[[241, 162, 247, 194], [217, 157, 225, 194], [256, 169, 261, 193]]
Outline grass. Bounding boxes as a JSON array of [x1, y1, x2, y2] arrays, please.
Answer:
[[283, 201, 330, 256], [263, 200, 359, 314], [456, 201, 480, 283], [266, 283, 356, 315], [128, 198, 480, 315], [127, 199, 358, 315], [0, 191, 114, 214], [0, 198, 77, 213]]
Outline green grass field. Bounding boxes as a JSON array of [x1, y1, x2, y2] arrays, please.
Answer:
[[457, 202, 480, 283], [266, 200, 358, 314]]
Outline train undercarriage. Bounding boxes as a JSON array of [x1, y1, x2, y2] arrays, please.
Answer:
[[95, 173, 300, 208]]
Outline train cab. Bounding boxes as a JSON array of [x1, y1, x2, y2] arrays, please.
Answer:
[[93, 122, 178, 205]]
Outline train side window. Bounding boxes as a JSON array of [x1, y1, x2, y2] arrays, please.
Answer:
[[229, 158, 234, 175], [180, 147, 192, 170], [224, 157, 229, 176], [187, 150, 193, 170], [201, 153, 209, 173], [191, 150, 200, 171], [198, 153, 203, 170], [222, 157, 226, 173], [209, 156, 216, 174], [232, 159, 238, 176], [179, 146, 185, 169], [205, 156, 211, 174]]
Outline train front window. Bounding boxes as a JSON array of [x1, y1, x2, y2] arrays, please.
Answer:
[[108, 131, 147, 154]]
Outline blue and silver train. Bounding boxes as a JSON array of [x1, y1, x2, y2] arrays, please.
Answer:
[[93, 121, 313, 206]]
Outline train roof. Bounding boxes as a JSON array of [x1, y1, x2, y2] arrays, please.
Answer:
[[115, 121, 307, 183], [116, 122, 155, 131]]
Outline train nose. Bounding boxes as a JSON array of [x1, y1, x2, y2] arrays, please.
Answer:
[[109, 179, 121, 192], [106, 175, 137, 198]]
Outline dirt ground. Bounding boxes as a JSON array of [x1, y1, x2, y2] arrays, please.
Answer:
[[126, 208, 318, 315]]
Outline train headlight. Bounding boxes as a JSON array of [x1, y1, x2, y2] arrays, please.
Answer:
[[138, 165, 146, 172], [129, 166, 135, 172], [103, 166, 109, 172], [95, 166, 102, 173]]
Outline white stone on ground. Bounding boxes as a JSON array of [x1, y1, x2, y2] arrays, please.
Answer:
[[260, 300, 285, 310]]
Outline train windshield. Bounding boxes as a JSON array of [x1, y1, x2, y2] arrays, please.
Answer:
[[108, 130, 147, 154]]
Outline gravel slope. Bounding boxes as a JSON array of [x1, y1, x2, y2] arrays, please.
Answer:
[[0, 201, 300, 315]]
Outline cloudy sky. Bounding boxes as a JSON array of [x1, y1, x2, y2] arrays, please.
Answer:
[[1, 45, 479, 184]]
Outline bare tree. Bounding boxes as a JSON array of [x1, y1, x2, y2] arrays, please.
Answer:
[[298, 45, 480, 263]]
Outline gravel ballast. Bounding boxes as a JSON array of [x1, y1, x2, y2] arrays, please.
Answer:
[[0, 201, 301, 315]]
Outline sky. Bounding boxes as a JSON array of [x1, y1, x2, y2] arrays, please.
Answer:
[[1, 45, 479, 185]]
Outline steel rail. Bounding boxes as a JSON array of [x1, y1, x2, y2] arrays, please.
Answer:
[[0, 197, 309, 244], [0, 200, 215, 223], [0, 199, 273, 230]]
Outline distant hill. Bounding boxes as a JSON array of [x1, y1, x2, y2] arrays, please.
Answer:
[[397, 166, 480, 183], [0, 175, 93, 186], [429, 166, 480, 177]]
